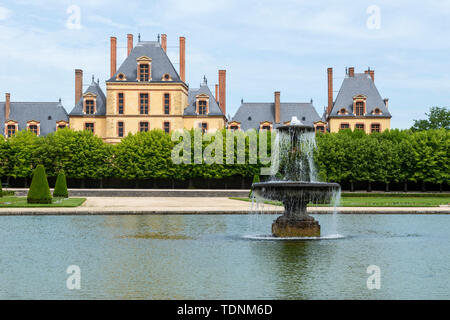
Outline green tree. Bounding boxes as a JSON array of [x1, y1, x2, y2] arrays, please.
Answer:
[[412, 107, 450, 131], [4, 130, 39, 183], [27, 164, 52, 204], [53, 171, 68, 198]]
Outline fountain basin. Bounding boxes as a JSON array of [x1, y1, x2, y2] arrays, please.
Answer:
[[252, 181, 340, 238]]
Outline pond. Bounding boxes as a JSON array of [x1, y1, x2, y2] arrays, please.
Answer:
[[0, 214, 449, 299]]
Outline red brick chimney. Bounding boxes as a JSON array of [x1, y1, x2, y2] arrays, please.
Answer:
[[274, 91, 280, 123], [349, 67, 355, 77], [327, 67, 333, 115], [5, 93, 10, 120], [369, 70, 375, 82], [218, 70, 226, 115], [179, 37, 185, 82], [75, 69, 83, 105], [110, 36, 117, 78], [215, 84, 219, 102], [161, 34, 167, 52], [127, 34, 133, 56]]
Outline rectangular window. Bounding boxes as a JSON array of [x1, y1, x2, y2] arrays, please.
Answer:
[[85, 100, 95, 114], [261, 125, 271, 131], [316, 125, 325, 133], [139, 64, 149, 81], [340, 123, 350, 130], [198, 100, 207, 115], [58, 125, 66, 130], [371, 124, 380, 133], [118, 122, 124, 137], [140, 93, 149, 114], [118, 93, 124, 114], [164, 93, 170, 115], [201, 123, 207, 134], [7, 125, 16, 137], [163, 121, 170, 134], [29, 125, 38, 135], [85, 123, 94, 133], [355, 101, 364, 116], [355, 123, 365, 130], [139, 122, 149, 132]]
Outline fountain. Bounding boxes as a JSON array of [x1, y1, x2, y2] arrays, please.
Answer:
[[251, 117, 340, 237]]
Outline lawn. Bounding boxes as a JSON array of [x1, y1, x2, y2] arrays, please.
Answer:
[[231, 195, 450, 207], [0, 196, 86, 208]]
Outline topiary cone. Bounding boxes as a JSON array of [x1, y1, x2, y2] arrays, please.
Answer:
[[27, 165, 52, 204], [53, 171, 69, 198]]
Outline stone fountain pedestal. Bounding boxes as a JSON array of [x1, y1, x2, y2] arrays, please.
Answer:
[[272, 216, 320, 237], [271, 199, 320, 237]]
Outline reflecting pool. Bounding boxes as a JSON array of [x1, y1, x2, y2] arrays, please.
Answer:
[[0, 214, 449, 299]]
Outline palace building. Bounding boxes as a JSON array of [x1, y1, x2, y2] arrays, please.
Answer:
[[1, 93, 69, 138], [323, 67, 391, 133], [229, 91, 321, 131], [69, 34, 227, 143]]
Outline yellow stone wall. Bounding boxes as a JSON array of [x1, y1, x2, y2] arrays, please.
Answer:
[[69, 81, 226, 142], [328, 117, 391, 134], [69, 116, 107, 137]]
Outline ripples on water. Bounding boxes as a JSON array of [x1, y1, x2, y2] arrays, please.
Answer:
[[0, 214, 449, 299]]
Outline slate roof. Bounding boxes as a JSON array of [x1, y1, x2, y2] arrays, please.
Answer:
[[231, 101, 321, 131], [69, 79, 107, 116], [330, 73, 391, 117], [1, 100, 69, 136], [107, 41, 182, 83], [184, 84, 224, 116]]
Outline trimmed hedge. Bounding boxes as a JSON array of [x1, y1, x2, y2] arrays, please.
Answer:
[[27, 165, 52, 204], [53, 172, 68, 198]]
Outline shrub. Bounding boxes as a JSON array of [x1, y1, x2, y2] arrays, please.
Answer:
[[0, 180, 2, 198], [53, 171, 68, 198], [27, 165, 52, 204]]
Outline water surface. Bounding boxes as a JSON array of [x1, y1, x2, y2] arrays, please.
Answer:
[[0, 214, 448, 299]]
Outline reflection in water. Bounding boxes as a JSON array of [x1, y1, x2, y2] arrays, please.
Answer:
[[0, 214, 449, 299]]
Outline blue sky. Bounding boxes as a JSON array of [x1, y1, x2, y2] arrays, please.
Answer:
[[0, 0, 449, 128]]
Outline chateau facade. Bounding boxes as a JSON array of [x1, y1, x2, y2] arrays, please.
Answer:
[[323, 67, 391, 133], [69, 34, 227, 143]]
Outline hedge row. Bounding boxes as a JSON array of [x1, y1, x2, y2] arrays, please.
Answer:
[[0, 128, 448, 189]]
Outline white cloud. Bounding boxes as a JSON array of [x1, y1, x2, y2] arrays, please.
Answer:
[[88, 15, 129, 29], [0, 6, 11, 20]]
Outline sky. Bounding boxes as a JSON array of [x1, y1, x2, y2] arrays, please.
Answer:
[[0, 0, 450, 128]]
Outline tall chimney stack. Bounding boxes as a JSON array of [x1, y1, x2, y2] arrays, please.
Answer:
[[127, 34, 133, 56], [349, 67, 355, 77], [161, 34, 167, 52], [75, 69, 83, 105], [5, 93, 10, 120], [110, 36, 117, 78], [218, 70, 226, 115], [215, 84, 219, 102], [274, 91, 281, 123], [179, 37, 186, 82], [369, 70, 375, 82], [327, 67, 333, 116]]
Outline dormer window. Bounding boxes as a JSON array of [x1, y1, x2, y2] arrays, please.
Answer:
[[27, 120, 40, 136], [353, 94, 367, 116], [5, 120, 18, 138], [162, 73, 171, 81], [85, 99, 95, 114], [196, 94, 209, 115], [373, 108, 382, 115], [355, 102, 364, 116], [228, 121, 241, 131], [338, 108, 347, 115], [259, 121, 272, 131], [137, 56, 152, 82], [83, 92, 97, 115], [56, 120, 69, 130], [116, 73, 126, 81]]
